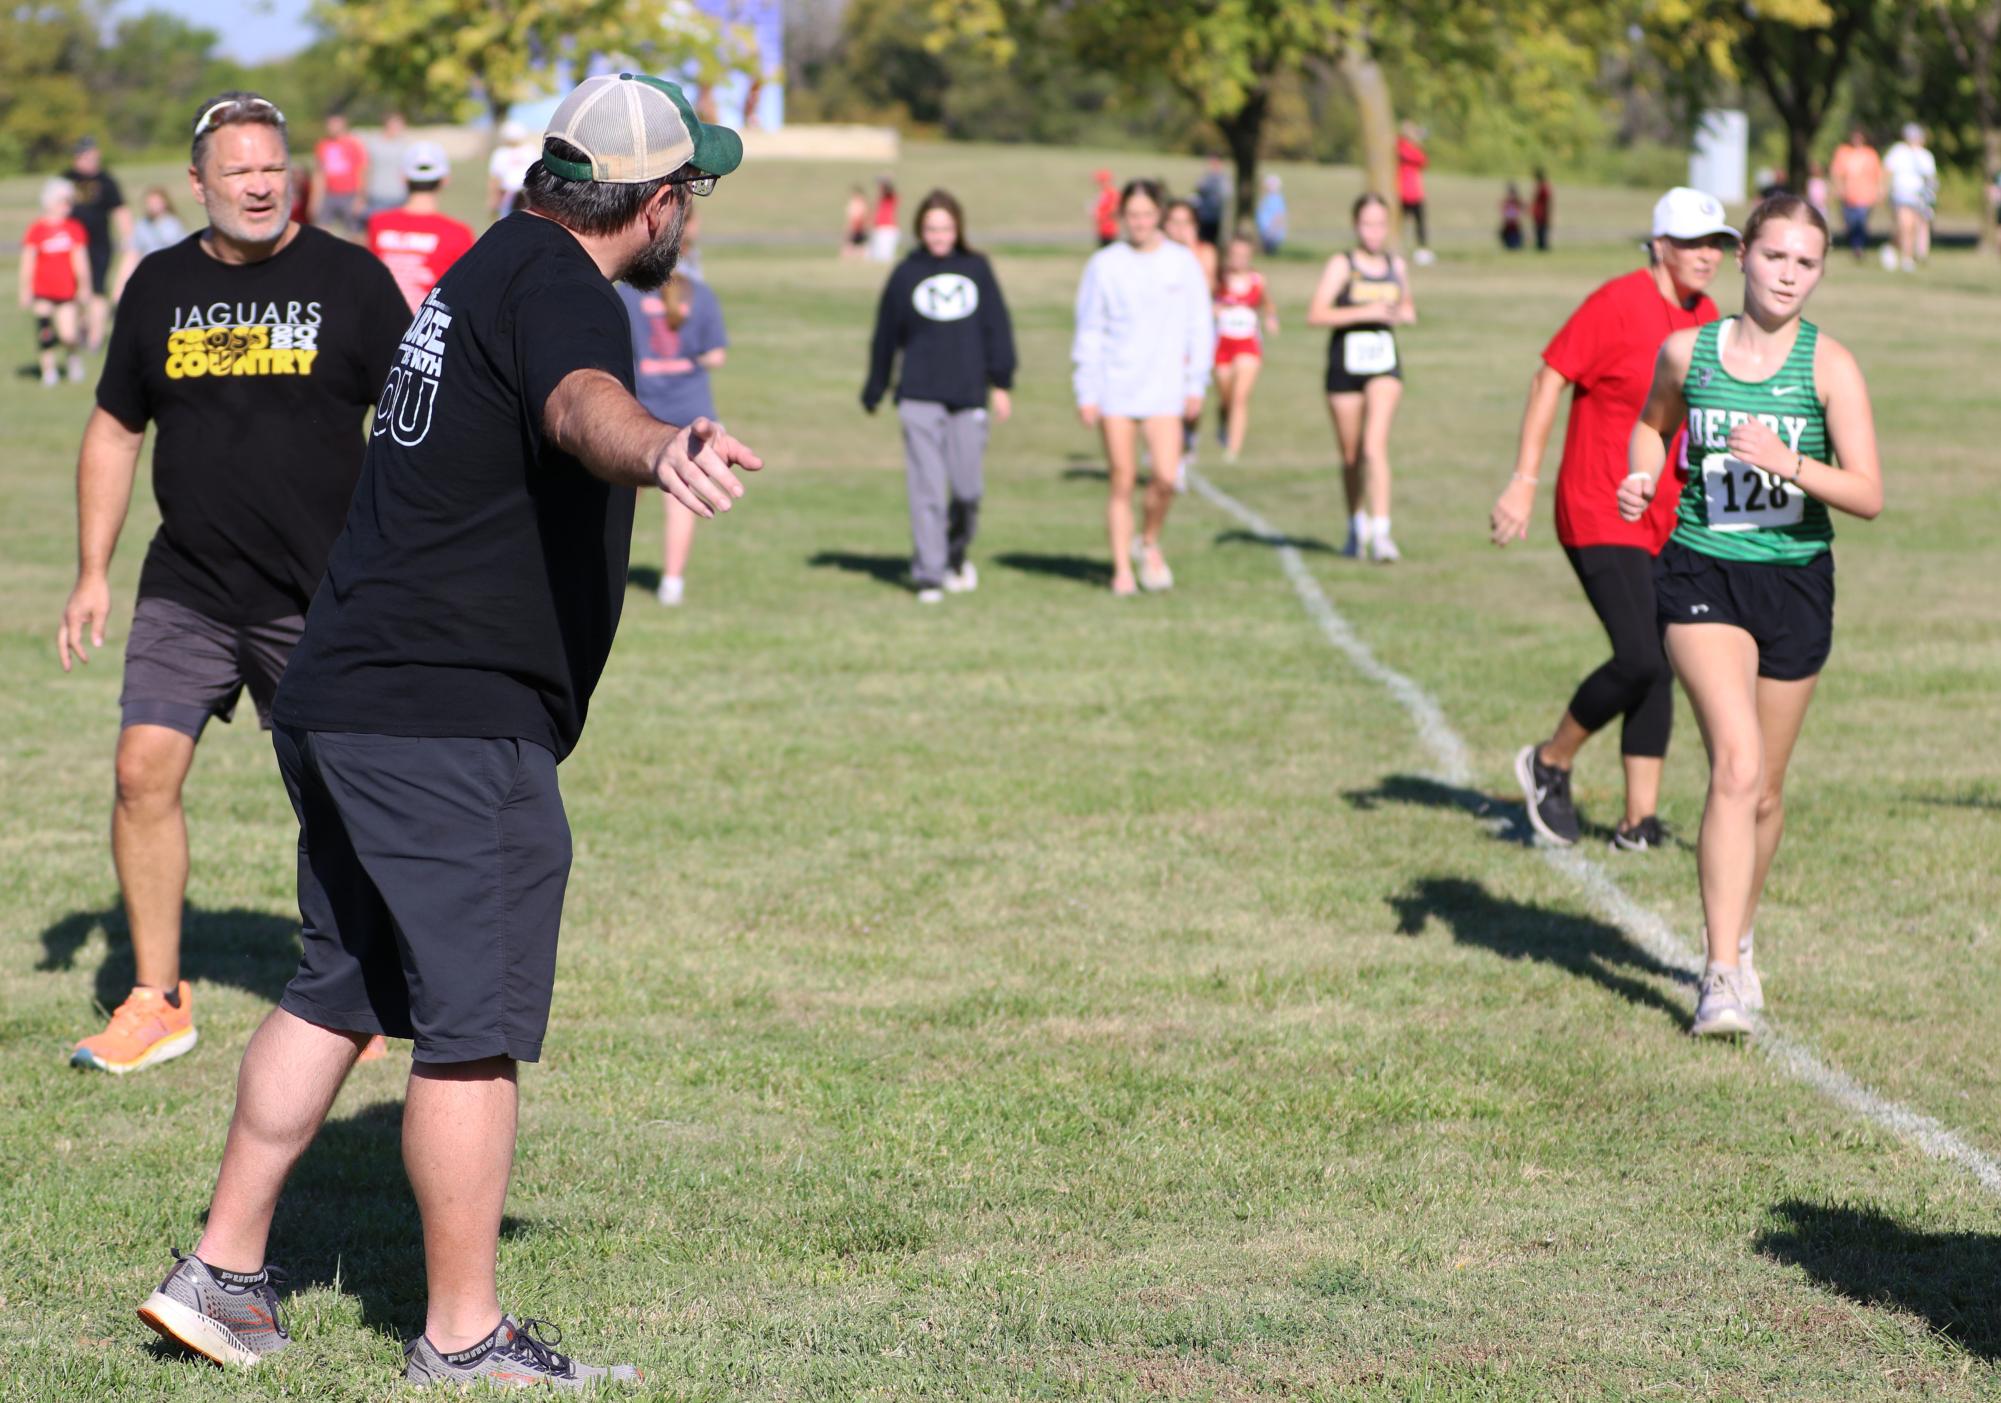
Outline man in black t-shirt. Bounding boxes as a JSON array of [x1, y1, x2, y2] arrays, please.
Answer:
[[62, 137, 134, 351], [132, 75, 763, 1389], [57, 93, 408, 1076]]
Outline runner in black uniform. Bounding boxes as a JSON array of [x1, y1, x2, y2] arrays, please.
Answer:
[[1307, 193, 1414, 562]]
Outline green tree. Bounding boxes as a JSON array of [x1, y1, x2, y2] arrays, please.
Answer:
[[0, 0, 97, 172], [312, 0, 754, 137], [91, 10, 244, 153], [1930, 0, 2001, 250], [1645, 0, 1882, 191]]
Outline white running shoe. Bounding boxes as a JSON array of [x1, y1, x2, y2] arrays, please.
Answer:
[[1738, 929, 1762, 1012], [943, 562, 978, 594], [1413, 247, 1437, 267], [1691, 965, 1754, 1037], [655, 576, 684, 607], [915, 587, 944, 605], [1368, 533, 1401, 564]]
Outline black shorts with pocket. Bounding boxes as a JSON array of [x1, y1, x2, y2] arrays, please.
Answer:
[[1325, 328, 1403, 396], [274, 727, 572, 1064], [1654, 539, 1835, 682], [120, 596, 304, 740]]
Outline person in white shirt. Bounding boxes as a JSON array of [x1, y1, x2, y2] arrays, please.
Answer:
[[1882, 123, 1938, 272], [1072, 179, 1215, 596], [485, 119, 539, 221]]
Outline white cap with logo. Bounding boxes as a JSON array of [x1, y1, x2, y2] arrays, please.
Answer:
[[402, 141, 451, 183], [1651, 186, 1739, 242]]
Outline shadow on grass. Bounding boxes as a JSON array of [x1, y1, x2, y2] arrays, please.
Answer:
[[1344, 773, 1536, 846], [1909, 783, 2001, 812], [1212, 528, 1341, 554], [807, 550, 908, 590], [993, 552, 1113, 588], [1389, 875, 1693, 1023], [1059, 465, 1109, 481], [39, 904, 299, 1010], [625, 564, 662, 594], [262, 1098, 530, 1339], [1757, 1199, 2001, 1361]]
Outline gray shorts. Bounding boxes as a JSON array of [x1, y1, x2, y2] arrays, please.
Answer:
[[119, 596, 304, 740], [275, 727, 572, 1064]]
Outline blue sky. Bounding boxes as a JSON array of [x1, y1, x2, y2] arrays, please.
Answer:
[[142, 0, 316, 63]]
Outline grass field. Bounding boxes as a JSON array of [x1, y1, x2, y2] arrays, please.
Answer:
[[3, 141, 2000, 1400]]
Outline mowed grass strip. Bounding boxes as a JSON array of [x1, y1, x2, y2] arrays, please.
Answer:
[[1, 154, 1998, 1399]]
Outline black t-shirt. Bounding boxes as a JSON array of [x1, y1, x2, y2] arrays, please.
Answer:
[[97, 225, 410, 624], [273, 213, 639, 761], [62, 166, 124, 256]]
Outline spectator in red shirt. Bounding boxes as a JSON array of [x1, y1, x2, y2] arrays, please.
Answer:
[[1396, 122, 1433, 265], [1092, 168, 1118, 247], [19, 178, 91, 385], [1532, 169, 1553, 252], [1488, 186, 1737, 851], [868, 176, 899, 262], [366, 141, 476, 313], [312, 112, 367, 237]]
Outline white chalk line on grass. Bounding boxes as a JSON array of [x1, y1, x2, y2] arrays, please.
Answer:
[[1189, 470, 2001, 1199]]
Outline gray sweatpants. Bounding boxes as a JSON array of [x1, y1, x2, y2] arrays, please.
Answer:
[[897, 399, 988, 587]]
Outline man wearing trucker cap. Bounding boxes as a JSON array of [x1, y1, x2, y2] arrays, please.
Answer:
[[1490, 186, 1734, 852], [135, 74, 760, 1389]]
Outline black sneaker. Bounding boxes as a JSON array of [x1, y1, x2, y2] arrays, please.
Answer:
[[1513, 743, 1580, 846], [1610, 816, 1663, 852]]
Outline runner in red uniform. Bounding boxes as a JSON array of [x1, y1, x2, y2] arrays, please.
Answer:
[[365, 141, 476, 313], [1211, 233, 1277, 464], [20, 178, 91, 385]]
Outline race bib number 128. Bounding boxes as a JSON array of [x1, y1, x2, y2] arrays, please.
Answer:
[[1701, 452, 1805, 531]]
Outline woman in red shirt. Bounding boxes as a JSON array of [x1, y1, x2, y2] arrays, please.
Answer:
[[19, 178, 91, 386], [1488, 187, 1738, 851]]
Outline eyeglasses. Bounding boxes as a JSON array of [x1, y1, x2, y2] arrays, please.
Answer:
[[663, 173, 718, 197], [194, 97, 286, 137]]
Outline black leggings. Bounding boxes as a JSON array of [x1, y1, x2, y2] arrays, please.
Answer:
[[1563, 544, 1672, 759]]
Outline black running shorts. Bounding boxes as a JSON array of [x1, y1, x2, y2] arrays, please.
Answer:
[[274, 727, 572, 1063], [1654, 539, 1835, 682]]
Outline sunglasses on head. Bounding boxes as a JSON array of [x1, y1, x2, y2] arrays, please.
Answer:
[[194, 97, 286, 137]]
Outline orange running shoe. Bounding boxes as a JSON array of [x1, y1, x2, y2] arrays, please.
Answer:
[[71, 982, 197, 1074], [356, 1034, 390, 1062]]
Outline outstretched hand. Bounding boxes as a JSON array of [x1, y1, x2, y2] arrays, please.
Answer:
[[653, 418, 764, 519]]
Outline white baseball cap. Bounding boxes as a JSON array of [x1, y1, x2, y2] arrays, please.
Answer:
[[1651, 186, 1739, 242], [402, 141, 451, 183]]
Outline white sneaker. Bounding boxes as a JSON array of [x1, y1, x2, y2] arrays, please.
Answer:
[[915, 587, 944, 604], [1738, 929, 1762, 1012], [655, 576, 684, 607], [1368, 533, 1401, 564], [943, 562, 978, 594], [68, 355, 87, 383], [1137, 545, 1174, 592], [41, 367, 60, 387], [1691, 965, 1754, 1037], [1413, 247, 1437, 267]]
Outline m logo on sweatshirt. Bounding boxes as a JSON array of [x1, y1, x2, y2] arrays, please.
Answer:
[[912, 273, 978, 322]]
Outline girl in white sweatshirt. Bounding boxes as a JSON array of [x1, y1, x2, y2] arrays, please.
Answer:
[[1072, 180, 1216, 595]]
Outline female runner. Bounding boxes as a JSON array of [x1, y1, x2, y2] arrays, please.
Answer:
[[1073, 180, 1215, 595], [1619, 194, 1883, 1037], [1212, 232, 1278, 464], [1491, 187, 1734, 851], [1307, 193, 1414, 562], [1162, 197, 1219, 482]]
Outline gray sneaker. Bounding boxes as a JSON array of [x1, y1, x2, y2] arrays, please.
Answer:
[[404, 1316, 639, 1390], [1739, 929, 1763, 1012], [1691, 965, 1755, 1038], [137, 1250, 290, 1368]]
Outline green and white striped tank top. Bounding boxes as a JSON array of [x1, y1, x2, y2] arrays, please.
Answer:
[[1672, 317, 1834, 566]]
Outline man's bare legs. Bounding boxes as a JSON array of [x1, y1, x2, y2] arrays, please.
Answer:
[[193, 1008, 368, 1272], [114, 723, 197, 991], [406, 1058, 518, 1351], [191, 1008, 522, 1354]]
